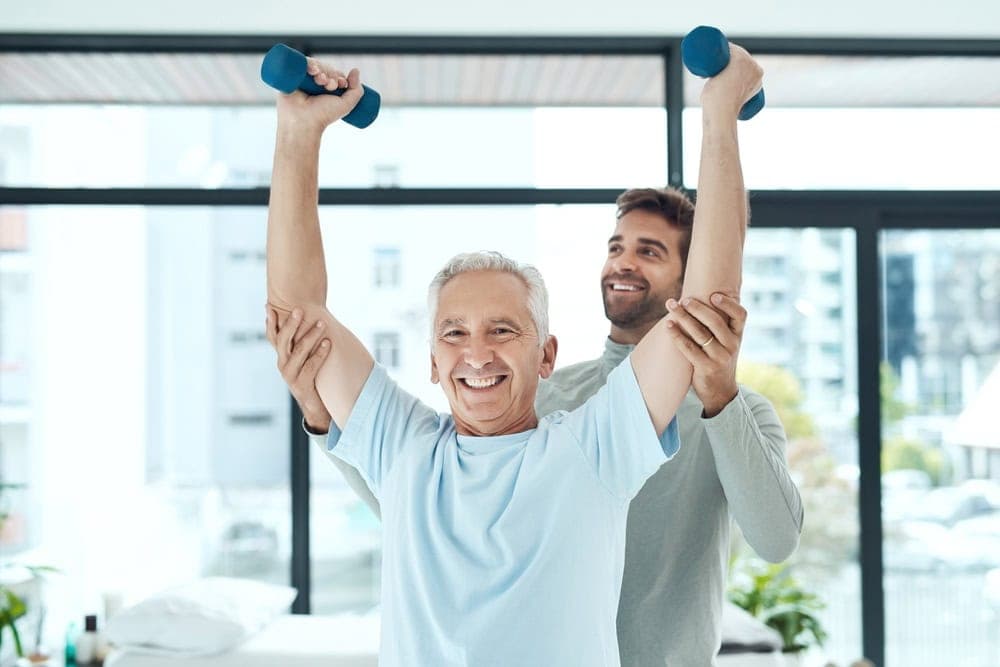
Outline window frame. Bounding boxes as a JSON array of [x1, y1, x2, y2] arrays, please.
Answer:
[[4, 32, 1000, 667]]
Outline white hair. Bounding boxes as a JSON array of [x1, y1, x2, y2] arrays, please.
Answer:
[[427, 251, 549, 348]]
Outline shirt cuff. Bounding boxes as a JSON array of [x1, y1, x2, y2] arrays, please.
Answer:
[[302, 417, 332, 437], [700, 386, 747, 423]]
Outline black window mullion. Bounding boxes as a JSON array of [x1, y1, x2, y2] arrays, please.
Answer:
[[856, 219, 885, 666], [0, 187, 625, 207], [665, 41, 684, 188], [290, 396, 311, 613]]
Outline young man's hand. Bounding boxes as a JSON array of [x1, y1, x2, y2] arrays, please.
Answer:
[[265, 306, 332, 434], [664, 293, 747, 417]]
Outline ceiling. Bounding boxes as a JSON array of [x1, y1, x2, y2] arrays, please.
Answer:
[[1, 52, 999, 107]]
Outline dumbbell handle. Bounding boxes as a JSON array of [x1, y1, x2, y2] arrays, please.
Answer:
[[260, 43, 381, 129], [681, 26, 765, 121]]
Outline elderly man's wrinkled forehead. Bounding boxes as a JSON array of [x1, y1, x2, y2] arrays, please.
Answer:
[[435, 270, 536, 327]]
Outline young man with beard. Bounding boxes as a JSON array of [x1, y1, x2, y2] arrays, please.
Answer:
[[267, 45, 794, 666], [536, 186, 804, 666]]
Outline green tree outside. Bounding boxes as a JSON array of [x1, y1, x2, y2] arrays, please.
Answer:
[[879, 363, 949, 485]]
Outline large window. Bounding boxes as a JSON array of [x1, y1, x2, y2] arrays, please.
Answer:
[[3, 36, 1000, 667], [0, 53, 667, 189], [308, 203, 616, 614], [683, 55, 1000, 190], [735, 227, 861, 665], [0, 205, 292, 646], [881, 229, 1000, 667]]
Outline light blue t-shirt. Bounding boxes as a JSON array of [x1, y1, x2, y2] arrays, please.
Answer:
[[328, 355, 679, 667]]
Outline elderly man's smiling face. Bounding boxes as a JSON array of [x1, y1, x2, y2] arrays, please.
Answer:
[[430, 270, 557, 436]]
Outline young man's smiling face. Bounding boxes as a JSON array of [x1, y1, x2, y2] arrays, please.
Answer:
[[430, 270, 557, 437], [602, 208, 685, 344]]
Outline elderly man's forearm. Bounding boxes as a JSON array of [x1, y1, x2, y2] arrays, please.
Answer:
[[681, 125, 747, 302], [266, 132, 329, 311]]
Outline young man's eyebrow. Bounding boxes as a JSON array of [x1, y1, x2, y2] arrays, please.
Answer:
[[638, 237, 669, 253], [607, 234, 669, 253]]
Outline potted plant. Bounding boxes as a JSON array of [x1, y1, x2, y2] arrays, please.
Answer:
[[0, 482, 55, 664], [728, 557, 827, 665], [0, 583, 26, 660]]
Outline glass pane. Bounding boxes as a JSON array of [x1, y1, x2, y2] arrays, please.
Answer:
[[683, 55, 1000, 190], [731, 228, 861, 665], [309, 204, 615, 614], [881, 229, 1000, 667], [305, 212, 862, 665], [0, 105, 664, 189], [0, 205, 291, 651], [0, 52, 666, 189], [319, 205, 613, 409]]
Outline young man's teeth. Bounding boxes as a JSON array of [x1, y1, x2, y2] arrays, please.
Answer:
[[465, 376, 500, 388], [613, 284, 640, 291]]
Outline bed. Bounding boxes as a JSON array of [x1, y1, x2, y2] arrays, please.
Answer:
[[105, 610, 786, 666], [104, 614, 379, 667], [718, 650, 788, 666]]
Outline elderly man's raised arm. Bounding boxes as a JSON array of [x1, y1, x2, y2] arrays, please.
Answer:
[[630, 44, 762, 434], [266, 61, 373, 429]]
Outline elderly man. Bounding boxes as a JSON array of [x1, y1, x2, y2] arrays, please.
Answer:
[[266, 45, 762, 667]]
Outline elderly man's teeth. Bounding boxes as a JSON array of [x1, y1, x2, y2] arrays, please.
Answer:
[[464, 376, 501, 388]]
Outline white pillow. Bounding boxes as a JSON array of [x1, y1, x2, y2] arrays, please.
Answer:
[[719, 601, 783, 653], [105, 577, 298, 656]]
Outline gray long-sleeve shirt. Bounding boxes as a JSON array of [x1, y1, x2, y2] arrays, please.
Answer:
[[312, 338, 803, 666]]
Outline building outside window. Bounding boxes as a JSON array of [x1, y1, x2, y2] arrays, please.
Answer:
[[372, 247, 401, 288], [373, 331, 401, 369]]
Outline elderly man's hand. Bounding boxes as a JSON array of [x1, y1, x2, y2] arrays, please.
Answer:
[[664, 293, 746, 417], [265, 306, 332, 434]]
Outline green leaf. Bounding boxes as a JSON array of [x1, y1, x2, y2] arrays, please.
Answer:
[[726, 556, 828, 651], [25, 565, 61, 577], [7, 613, 24, 657], [0, 590, 27, 658], [0, 588, 27, 619]]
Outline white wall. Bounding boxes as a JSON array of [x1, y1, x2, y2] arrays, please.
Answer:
[[2, 0, 1000, 38]]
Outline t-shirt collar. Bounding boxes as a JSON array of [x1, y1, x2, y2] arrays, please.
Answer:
[[602, 336, 634, 372]]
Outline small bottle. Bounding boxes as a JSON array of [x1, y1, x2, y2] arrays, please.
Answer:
[[74, 615, 98, 665], [94, 629, 110, 663], [64, 621, 79, 665]]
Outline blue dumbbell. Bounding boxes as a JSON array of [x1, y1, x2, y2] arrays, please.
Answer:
[[681, 26, 764, 121], [261, 43, 381, 129]]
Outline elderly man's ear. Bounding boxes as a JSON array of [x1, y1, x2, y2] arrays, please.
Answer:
[[539, 335, 558, 379]]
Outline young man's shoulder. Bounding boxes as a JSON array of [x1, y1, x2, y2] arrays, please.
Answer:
[[536, 355, 633, 417], [546, 357, 604, 387], [537, 357, 605, 409]]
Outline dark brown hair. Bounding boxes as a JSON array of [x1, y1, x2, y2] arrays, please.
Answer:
[[615, 186, 695, 270]]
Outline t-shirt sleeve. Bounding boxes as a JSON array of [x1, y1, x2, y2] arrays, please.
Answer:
[[553, 355, 679, 502], [327, 364, 441, 498], [313, 422, 382, 519]]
